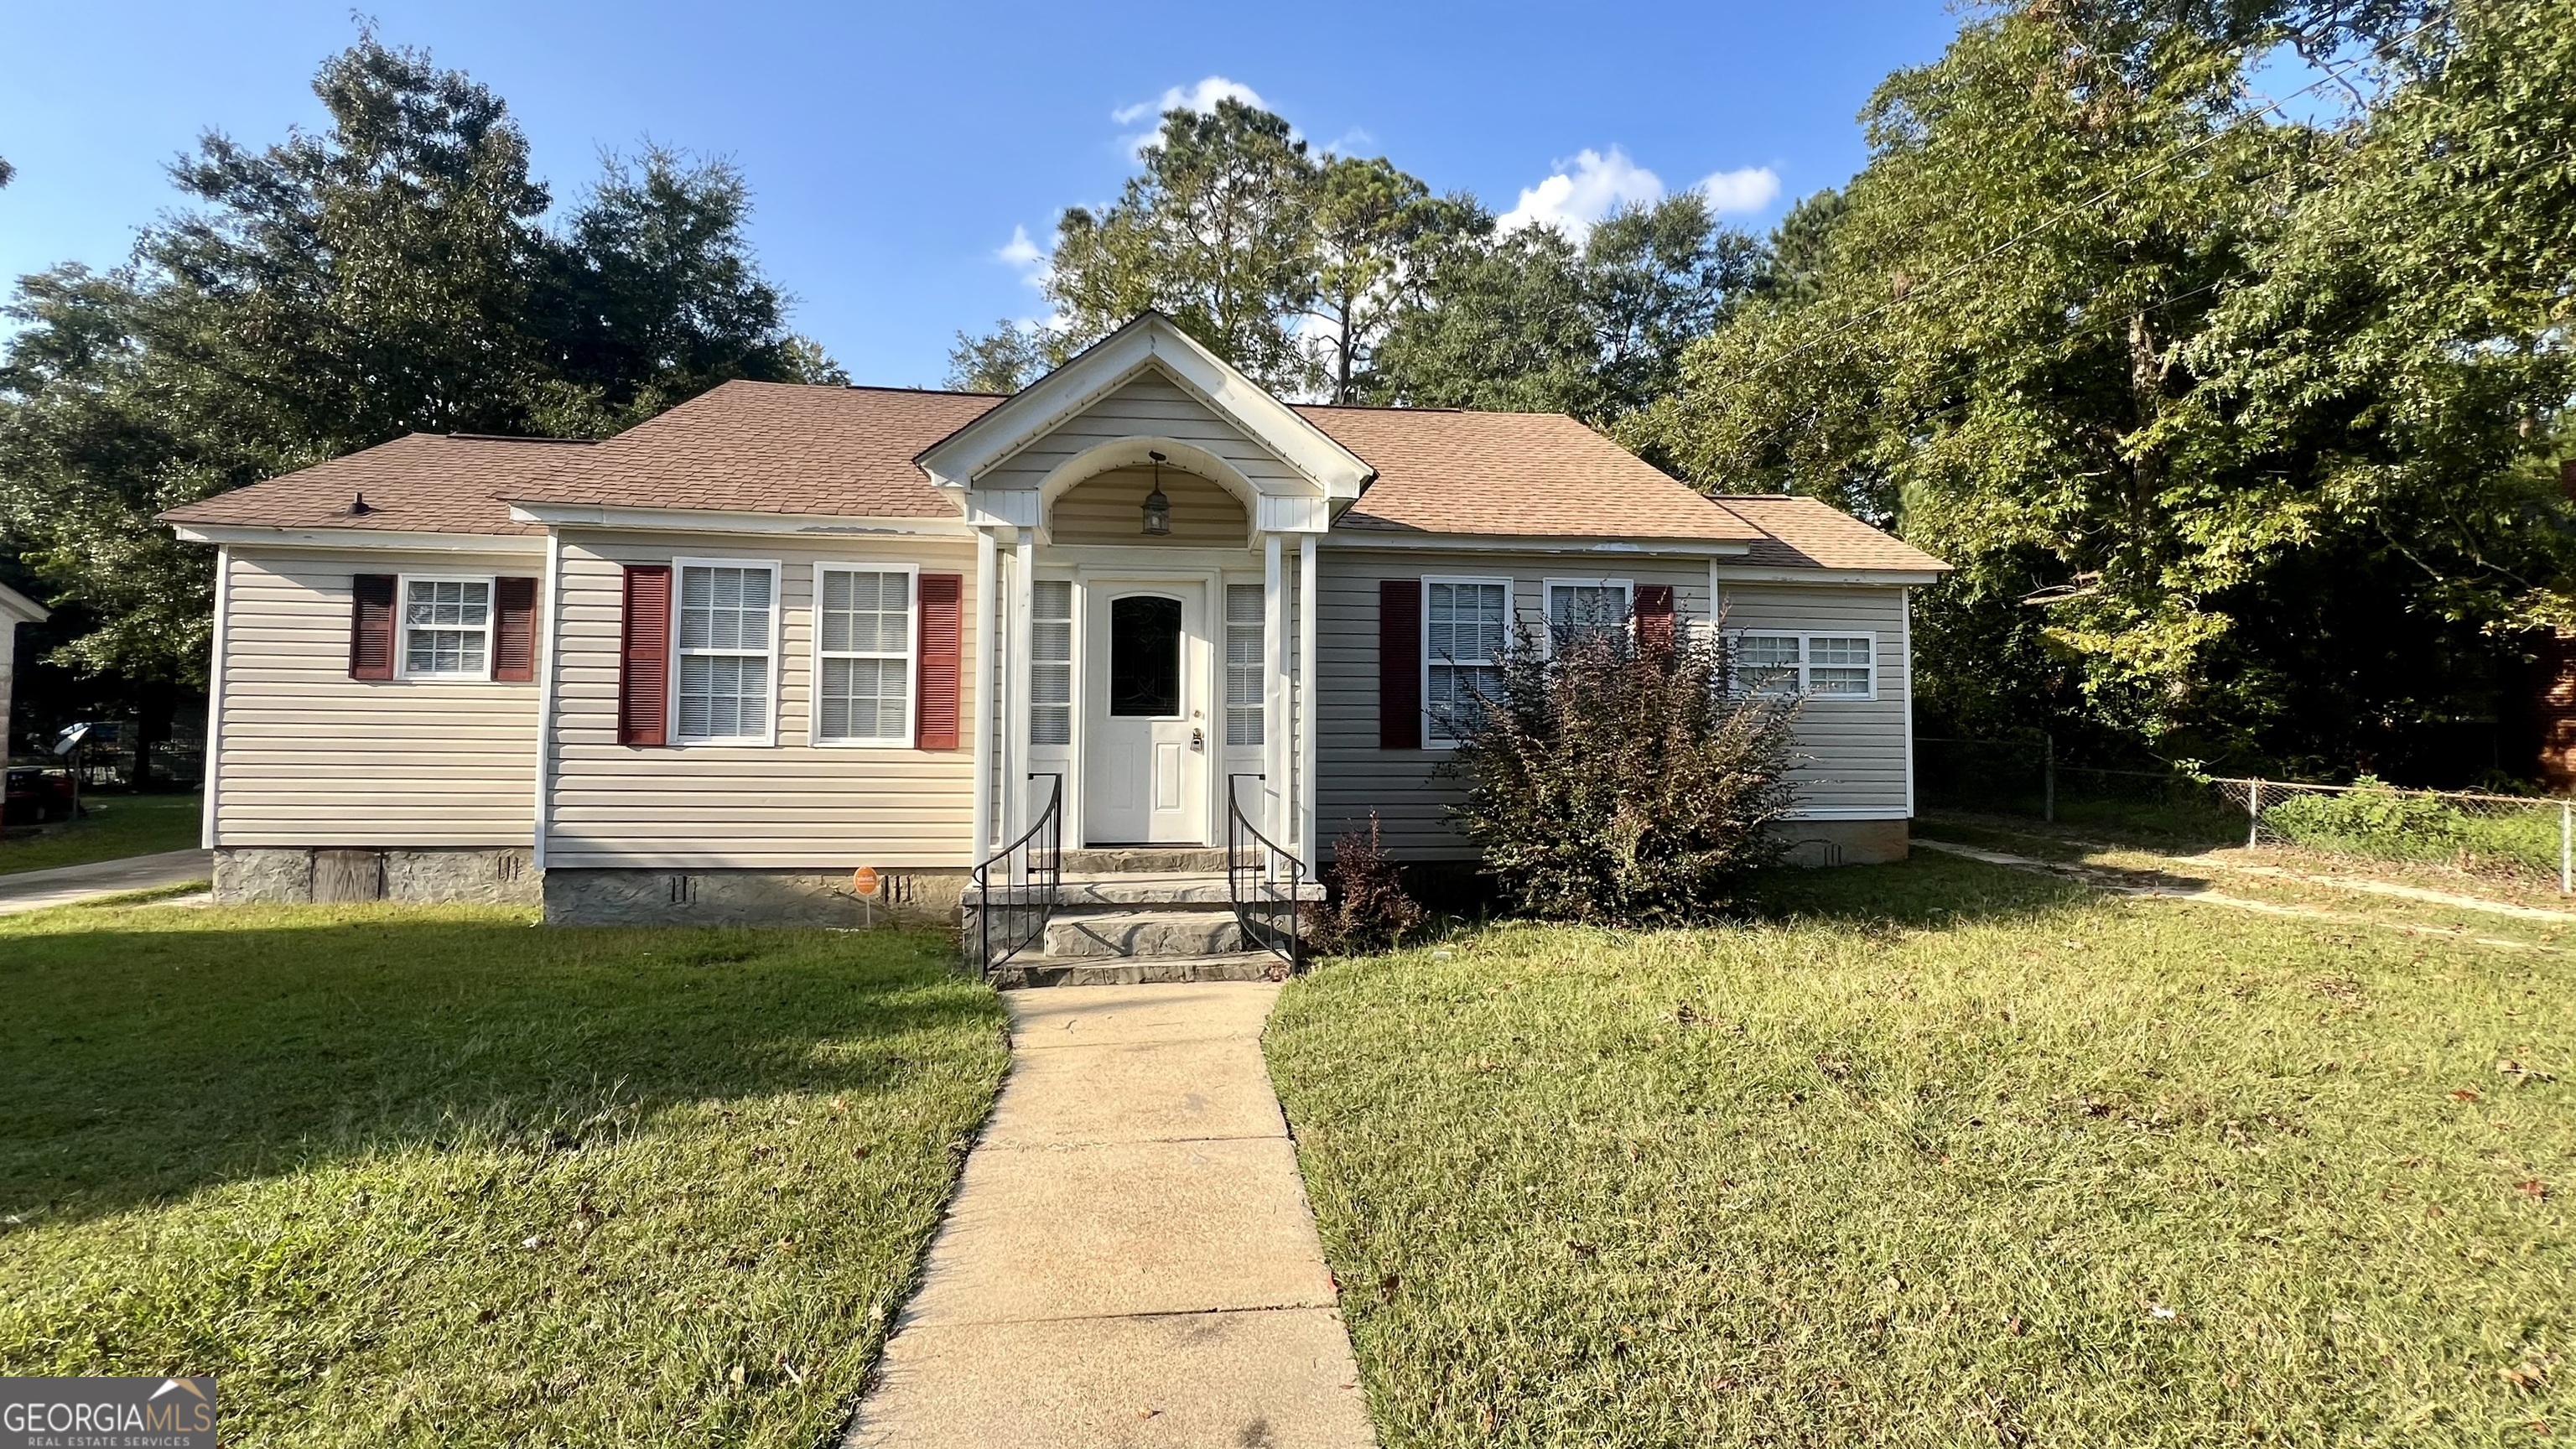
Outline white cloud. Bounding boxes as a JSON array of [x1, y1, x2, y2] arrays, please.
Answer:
[[1113, 76, 1270, 153], [995, 224, 1048, 288], [1497, 147, 1665, 238], [1697, 165, 1781, 215]]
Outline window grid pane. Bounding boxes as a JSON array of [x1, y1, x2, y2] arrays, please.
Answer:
[[1030, 580, 1073, 747], [1807, 636, 1872, 695], [814, 569, 911, 742], [1737, 634, 1803, 695], [675, 566, 775, 740], [1426, 580, 1508, 741], [1225, 583, 1264, 748], [402, 579, 491, 677], [1549, 583, 1628, 649]]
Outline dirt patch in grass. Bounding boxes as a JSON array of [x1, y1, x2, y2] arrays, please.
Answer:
[[0, 900, 1007, 1446], [1268, 852, 2573, 1446]]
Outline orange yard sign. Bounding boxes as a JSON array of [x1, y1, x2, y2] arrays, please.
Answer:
[[850, 866, 880, 897]]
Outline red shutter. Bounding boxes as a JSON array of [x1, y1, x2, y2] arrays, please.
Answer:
[[349, 574, 397, 680], [618, 564, 672, 746], [1379, 578, 1421, 750], [492, 576, 539, 682], [917, 573, 963, 750], [1636, 584, 1677, 654]]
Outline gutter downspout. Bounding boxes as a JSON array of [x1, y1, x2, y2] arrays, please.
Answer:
[[200, 546, 232, 851]]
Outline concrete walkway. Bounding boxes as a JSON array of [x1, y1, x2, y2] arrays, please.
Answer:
[[0, 848, 213, 916], [847, 981, 1377, 1449]]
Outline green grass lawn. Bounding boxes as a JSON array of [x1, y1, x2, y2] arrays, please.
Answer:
[[1268, 852, 2573, 1446], [0, 792, 204, 874], [0, 899, 1007, 1447]]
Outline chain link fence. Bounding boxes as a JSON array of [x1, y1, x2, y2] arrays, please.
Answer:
[[1919, 737, 2576, 891]]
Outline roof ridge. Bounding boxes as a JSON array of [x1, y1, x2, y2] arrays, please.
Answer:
[[440, 433, 596, 445]]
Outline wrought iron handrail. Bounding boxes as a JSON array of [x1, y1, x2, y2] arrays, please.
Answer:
[[970, 773, 1062, 975], [1226, 773, 1306, 971]]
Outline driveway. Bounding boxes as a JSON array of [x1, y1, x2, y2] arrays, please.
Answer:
[[0, 848, 214, 915]]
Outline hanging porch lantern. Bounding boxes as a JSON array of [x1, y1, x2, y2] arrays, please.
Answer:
[[1140, 450, 1172, 536]]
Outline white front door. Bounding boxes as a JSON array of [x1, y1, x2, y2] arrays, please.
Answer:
[[1084, 584, 1207, 844]]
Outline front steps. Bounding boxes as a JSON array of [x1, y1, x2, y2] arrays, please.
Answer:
[[961, 852, 1326, 988]]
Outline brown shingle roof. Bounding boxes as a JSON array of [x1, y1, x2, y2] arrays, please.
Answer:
[[158, 433, 580, 536], [1298, 406, 1759, 544], [503, 380, 998, 517], [1710, 496, 1950, 573], [158, 384, 1940, 574]]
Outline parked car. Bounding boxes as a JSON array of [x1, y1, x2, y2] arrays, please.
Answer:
[[3, 766, 77, 827]]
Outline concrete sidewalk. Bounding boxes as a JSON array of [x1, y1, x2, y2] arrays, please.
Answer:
[[0, 848, 213, 916], [847, 981, 1377, 1449]]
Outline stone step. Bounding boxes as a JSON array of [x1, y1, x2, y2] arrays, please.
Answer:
[[989, 952, 1286, 990], [1062, 847, 1230, 874], [963, 871, 1326, 909], [1042, 908, 1243, 959]]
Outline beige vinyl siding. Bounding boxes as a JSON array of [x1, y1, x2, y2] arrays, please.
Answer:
[[1313, 548, 1716, 860], [545, 530, 980, 869], [213, 545, 540, 847], [984, 371, 1307, 496], [1718, 584, 1912, 818]]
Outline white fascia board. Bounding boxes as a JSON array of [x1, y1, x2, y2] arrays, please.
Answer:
[[168, 523, 545, 554], [506, 502, 974, 538], [1714, 566, 1946, 586], [917, 314, 1374, 500], [1320, 531, 1753, 558]]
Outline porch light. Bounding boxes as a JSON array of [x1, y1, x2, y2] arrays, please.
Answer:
[[1141, 450, 1171, 536]]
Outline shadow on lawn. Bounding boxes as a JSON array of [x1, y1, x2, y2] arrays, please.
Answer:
[[0, 911, 1000, 1227]]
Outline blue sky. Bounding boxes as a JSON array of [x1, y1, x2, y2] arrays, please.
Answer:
[[1, 0, 1964, 387]]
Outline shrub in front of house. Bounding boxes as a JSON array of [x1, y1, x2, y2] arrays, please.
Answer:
[[1441, 616, 1799, 925], [1319, 813, 1428, 953]]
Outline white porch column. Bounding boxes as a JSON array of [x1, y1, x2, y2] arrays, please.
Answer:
[[1297, 532, 1318, 872], [1007, 528, 1036, 883], [969, 527, 999, 862], [1263, 532, 1286, 839]]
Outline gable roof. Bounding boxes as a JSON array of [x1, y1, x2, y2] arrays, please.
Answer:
[[159, 433, 581, 536], [914, 312, 1373, 502], [1710, 496, 1949, 574], [1299, 406, 1757, 544]]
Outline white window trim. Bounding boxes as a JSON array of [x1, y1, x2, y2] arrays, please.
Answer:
[[1540, 576, 1634, 657], [1732, 630, 1879, 701], [669, 556, 782, 747], [1420, 574, 1514, 751], [393, 572, 498, 682], [808, 560, 920, 750]]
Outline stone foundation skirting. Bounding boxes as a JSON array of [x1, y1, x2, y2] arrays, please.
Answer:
[[542, 867, 968, 927], [215, 846, 542, 906], [1773, 817, 1910, 866]]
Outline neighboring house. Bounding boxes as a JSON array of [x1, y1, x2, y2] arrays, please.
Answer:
[[160, 312, 1948, 948], [0, 579, 50, 757]]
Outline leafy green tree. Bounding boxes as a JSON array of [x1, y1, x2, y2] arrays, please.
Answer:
[[0, 34, 834, 707], [1628, 0, 2572, 774], [1368, 193, 1761, 423]]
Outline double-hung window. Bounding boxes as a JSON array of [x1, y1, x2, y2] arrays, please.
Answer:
[[1224, 583, 1265, 748], [1424, 577, 1510, 745], [1030, 580, 1073, 746], [813, 565, 915, 745], [674, 560, 778, 743], [1545, 578, 1631, 653], [398, 576, 493, 679], [1734, 632, 1876, 699]]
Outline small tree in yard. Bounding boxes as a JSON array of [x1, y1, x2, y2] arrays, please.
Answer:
[[1319, 813, 1427, 953], [1441, 615, 1799, 925]]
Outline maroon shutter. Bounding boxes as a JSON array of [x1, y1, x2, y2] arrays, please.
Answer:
[[349, 574, 397, 680], [1636, 584, 1676, 654], [492, 576, 539, 682], [916, 573, 963, 750], [1379, 578, 1421, 750], [618, 564, 672, 746]]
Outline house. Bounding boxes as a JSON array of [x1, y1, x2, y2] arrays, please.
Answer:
[[0, 578, 51, 756], [160, 312, 1947, 964]]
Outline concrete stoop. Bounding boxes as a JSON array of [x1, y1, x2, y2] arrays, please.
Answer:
[[963, 858, 1327, 987]]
